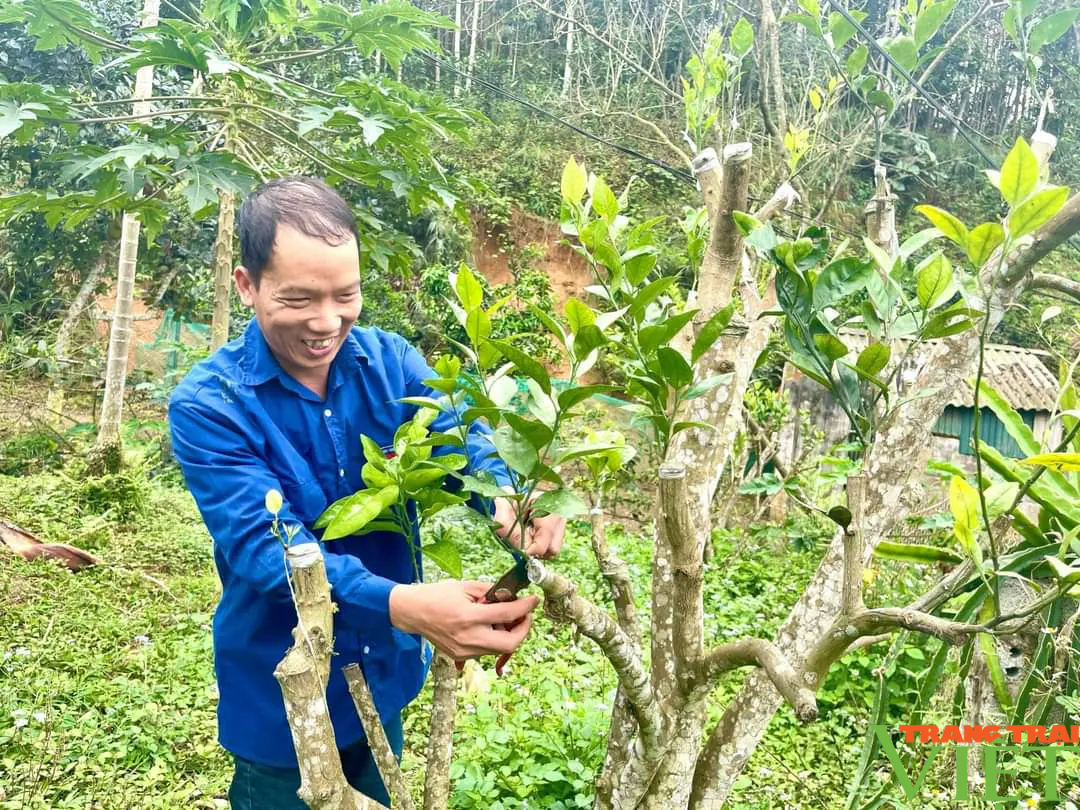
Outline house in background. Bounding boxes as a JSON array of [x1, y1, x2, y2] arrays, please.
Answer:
[[776, 331, 1061, 475]]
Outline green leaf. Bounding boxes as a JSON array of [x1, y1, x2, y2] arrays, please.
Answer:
[[899, 227, 943, 260], [672, 420, 717, 436], [1008, 186, 1069, 239], [623, 247, 659, 286], [1046, 556, 1080, 585], [1028, 8, 1080, 52], [978, 601, 1014, 715], [984, 482, 1020, 517], [403, 467, 448, 491], [629, 275, 677, 321], [856, 343, 890, 376], [813, 333, 849, 363], [324, 486, 400, 540], [487, 339, 551, 394], [564, 297, 597, 334], [557, 384, 618, 410], [691, 302, 736, 364], [531, 489, 588, 518], [681, 373, 733, 401], [914, 205, 968, 248], [492, 424, 539, 476], [914, 0, 956, 47], [846, 44, 869, 76], [573, 324, 607, 359], [885, 35, 918, 72], [730, 17, 754, 55], [813, 257, 872, 309], [949, 476, 982, 564], [873, 541, 964, 565], [638, 310, 697, 354], [561, 156, 587, 204], [556, 442, 623, 465], [1019, 452, 1080, 472], [827, 11, 857, 48], [459, 474, 509, 499], [732, 211, 762, 236], [775, 266, 812, 324], [422, 539, 463, 579], [504, 413, 553, 450], [998, 137, 1040, 207], [916, 252, 953, 309], [965, 222, 1005, 267], [362, 435, 389, 469], [657, 347, 694, 388], [362, 462, 396, 489], [590, 176, 620, 224], [453, 263, 484, 311]]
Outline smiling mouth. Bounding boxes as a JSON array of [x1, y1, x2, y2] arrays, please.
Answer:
[[303, 337, 336, 350]]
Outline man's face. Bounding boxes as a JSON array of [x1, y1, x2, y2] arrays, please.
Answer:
[[235, 224, 362, 389]]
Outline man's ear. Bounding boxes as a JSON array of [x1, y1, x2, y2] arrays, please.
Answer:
[[234, 266, 256, 306]]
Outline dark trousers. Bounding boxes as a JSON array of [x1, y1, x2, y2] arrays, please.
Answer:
[[228, 714, 404, 809]]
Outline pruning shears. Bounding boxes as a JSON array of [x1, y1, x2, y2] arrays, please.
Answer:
[[456, 517, 533, 676]]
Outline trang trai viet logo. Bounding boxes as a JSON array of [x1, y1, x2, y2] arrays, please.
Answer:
[[873, 724, 1080, 804]]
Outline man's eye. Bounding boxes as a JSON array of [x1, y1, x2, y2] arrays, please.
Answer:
[[281, 298, 310, 306], [338, 292, 358, 301]]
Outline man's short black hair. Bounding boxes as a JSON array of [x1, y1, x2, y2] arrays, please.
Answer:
[[237, 176, 358, 286]]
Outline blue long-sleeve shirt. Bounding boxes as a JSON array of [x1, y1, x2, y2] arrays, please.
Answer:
[[168, 319, 512, 767]]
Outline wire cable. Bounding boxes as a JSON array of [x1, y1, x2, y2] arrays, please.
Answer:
[[417, 50, 697, 185]]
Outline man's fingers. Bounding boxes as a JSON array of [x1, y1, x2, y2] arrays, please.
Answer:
[[470, 609, 534, 655], [475, 593, 538, 625]]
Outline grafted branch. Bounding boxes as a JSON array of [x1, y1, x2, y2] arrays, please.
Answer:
[[687, 639, 817, 721]]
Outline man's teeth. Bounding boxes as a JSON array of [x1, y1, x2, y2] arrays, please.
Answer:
[[304, 338, 334, 349]]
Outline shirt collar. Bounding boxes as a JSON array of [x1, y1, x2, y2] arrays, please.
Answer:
[[239, 318, 369, 388]]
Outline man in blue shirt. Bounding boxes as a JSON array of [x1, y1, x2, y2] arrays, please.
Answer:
[[168, 177, 565, 808]]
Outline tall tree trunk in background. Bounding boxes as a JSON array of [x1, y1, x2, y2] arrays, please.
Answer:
[[453, 0, 462, 97], [210, 189, 237, 351], [561, 0, 575, 98], [465, 0, 481, 92], [757, 0, 787, 159], [88, 0, 160, 474], [44, 251, 108, 427]]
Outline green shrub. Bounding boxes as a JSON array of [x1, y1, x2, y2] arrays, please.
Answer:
[[0, 430, 63, 476]]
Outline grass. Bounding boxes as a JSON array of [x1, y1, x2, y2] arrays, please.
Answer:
[[0, 450, 961, 810]]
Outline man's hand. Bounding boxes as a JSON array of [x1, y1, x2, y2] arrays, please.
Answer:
[[388, 580, 538, 660], [492, 496, 566, 560]]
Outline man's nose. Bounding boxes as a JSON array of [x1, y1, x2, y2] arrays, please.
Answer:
[[309, 303, 341, 334]]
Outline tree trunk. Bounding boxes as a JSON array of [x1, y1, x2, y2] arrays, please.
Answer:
[[88, 0, 159, 474], [453, 0, 462, 97], [561, 0, 575, 98], [210, 190, 237, 351], [757, 0, 787, 152], [465, 0, 480, 92], [45, 251, 108, 427]]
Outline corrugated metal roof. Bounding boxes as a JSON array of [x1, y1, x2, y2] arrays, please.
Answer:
[[828, 330, 1060, 411]]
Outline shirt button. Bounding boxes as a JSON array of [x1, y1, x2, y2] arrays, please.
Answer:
[[363, 646, 370, 655], [323, 408, 332, 418], [339, 469, 345, 477]]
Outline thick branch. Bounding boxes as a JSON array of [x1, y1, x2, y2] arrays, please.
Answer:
[[529, 561, 660, 750], [688, 639, 817, 721], [841, 475, 867, 616], [1004, 192, 1080, 280], [423, 653, 458, 810], [1027, 271, 1080, 303], [697, 143, 752, 311], [343, 665, 415, 810]]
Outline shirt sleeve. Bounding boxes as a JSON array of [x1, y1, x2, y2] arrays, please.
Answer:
[[397, 338, 516, 491], [168, 391, 398, 638]]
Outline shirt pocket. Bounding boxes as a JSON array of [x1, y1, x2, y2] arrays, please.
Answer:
[[283, 472, 329, 525]]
